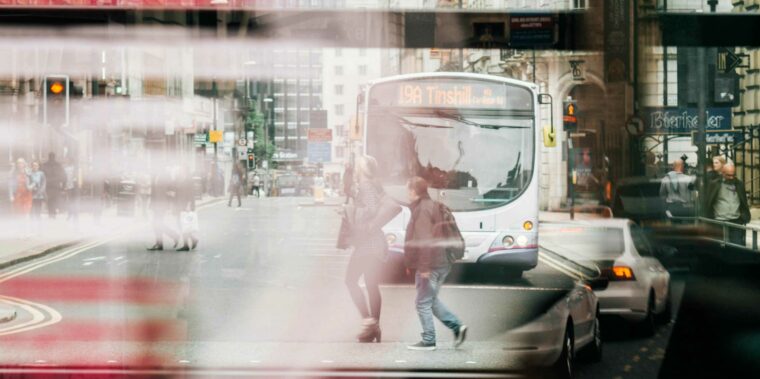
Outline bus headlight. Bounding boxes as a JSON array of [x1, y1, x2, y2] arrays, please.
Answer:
[[386, 233, 397, 245], [516, 235, 529, 247], [523, 221, 534, 231], [502, 235, 515, 247]]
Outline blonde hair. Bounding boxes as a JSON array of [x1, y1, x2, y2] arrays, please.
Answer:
[[712, 156, 727, 165], [355, 155, 378, 179]]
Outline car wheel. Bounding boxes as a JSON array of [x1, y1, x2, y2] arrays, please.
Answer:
[[549, 320, 574, 379], [656, 291, 673, 325], [579, 309, 602, 362], [636, 292, 656, 337]]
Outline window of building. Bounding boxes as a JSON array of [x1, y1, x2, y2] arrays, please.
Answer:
[[336, 124, 345, 136], [335, 104, 344, 116], [335, 48, 342, 57], [358, 65, 367, 75], [335, 85, 343, 95], [358, 48, 366, 57], [335, 66, 343, 75], [336, 146, 345, 159]]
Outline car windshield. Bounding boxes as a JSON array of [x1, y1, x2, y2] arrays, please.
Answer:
[[541, 225, 626, 261]]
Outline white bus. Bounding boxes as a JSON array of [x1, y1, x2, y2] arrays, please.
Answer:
[[360, 73, 541, 275]]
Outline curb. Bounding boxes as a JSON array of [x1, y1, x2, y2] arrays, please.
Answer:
[[0, 241, 83, 272], [0, 197, 226, 272]]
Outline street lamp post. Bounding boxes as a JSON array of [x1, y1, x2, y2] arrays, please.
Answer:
[[263, 96, 274, 191]]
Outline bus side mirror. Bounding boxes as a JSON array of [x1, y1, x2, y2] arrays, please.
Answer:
[[538, 93, 552, 104], [543, 125, 557, 148]]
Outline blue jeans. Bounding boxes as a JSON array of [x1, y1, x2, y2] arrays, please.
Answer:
[[415, 265, 461, 344]]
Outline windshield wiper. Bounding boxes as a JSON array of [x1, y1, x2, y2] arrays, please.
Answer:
[[432, 110, 531, 129]]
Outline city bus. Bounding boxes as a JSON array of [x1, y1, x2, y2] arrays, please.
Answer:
[[360, 73, 540, 275]]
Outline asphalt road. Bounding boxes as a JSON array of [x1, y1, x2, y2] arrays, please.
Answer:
[[0, 196, 682, 377]]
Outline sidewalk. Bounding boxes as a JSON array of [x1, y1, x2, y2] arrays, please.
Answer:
[[0, 195, 223, 271]]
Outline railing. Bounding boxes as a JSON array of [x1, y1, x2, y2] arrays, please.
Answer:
[[669, 215, 760, 251]]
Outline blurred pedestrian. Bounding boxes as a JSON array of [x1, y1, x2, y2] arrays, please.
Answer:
[[704, 164, 750, 246], [251, 173, 262, 198], [147, 168, 180, 251], [707, 156, 727, 183], [175, 167, 199, 251], [208, 162, 225, 197], [8, 158, 32, 217], [136, 172, 152, 218], [63, 159, 79, 222], [344, 156, 386, 343], [41, 153, 65, 219], [28, 161, 47, 222], [343, 162, 354, 204], [404, 176, 467, 351], [659, 159, 695, 220], [228, 163, 244, 207]]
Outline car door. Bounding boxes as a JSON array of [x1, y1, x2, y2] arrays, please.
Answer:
[[629, 224, 668, 308]]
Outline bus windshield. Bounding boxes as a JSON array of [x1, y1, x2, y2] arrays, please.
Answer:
[[366, 81, 535, 211]]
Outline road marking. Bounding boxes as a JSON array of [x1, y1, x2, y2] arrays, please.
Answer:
[[394, 360, 407, 363], [83, 256, 106, 261], [0, 199, 224, 337], [82, 262, 94, 266], [0, 295, 62, 336], [0, 239, 112, 283]]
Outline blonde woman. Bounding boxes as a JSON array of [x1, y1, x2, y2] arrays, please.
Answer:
[[344, 155, 387, 343]]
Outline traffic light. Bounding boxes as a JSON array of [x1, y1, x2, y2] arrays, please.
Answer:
[[563, 100, 578, 132], [247, 153, 255, 169], [44, 75, 70, 128]]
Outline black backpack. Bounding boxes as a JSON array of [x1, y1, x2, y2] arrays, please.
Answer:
[[433, 201, 465, 263]]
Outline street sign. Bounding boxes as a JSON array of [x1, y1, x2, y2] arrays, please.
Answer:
[[307, 142, 332, 163], [238, 138, 247, 146], [692, 130, 745, 145], [307, 128, 333, 142], [717, 48, 750, 73], [510, 14, 555, 47], [194, 133, 208, 146], [209, 130, 223, 143], [642, 107, 732, 135]]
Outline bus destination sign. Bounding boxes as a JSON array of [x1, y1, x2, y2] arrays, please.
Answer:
[[396, 83, 507, 109]]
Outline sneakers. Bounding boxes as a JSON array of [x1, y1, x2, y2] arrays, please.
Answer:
[[406, 341, 436, 351], [454, 325, 468, 348]]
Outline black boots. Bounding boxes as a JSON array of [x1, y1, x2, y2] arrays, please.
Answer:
[[357, 318, 381, 343]]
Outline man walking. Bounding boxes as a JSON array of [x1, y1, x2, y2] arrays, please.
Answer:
[[41, 153, 66, 219], [659, 159, 694, 220], [704, 164, 751, 246], [404, 176, 467, 350]]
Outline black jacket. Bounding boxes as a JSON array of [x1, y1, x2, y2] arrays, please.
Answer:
[[703, 177, 751, 224], [404, 197, 449, 271]]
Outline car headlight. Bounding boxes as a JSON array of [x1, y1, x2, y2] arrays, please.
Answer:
[[502, 235, 515, 248]]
